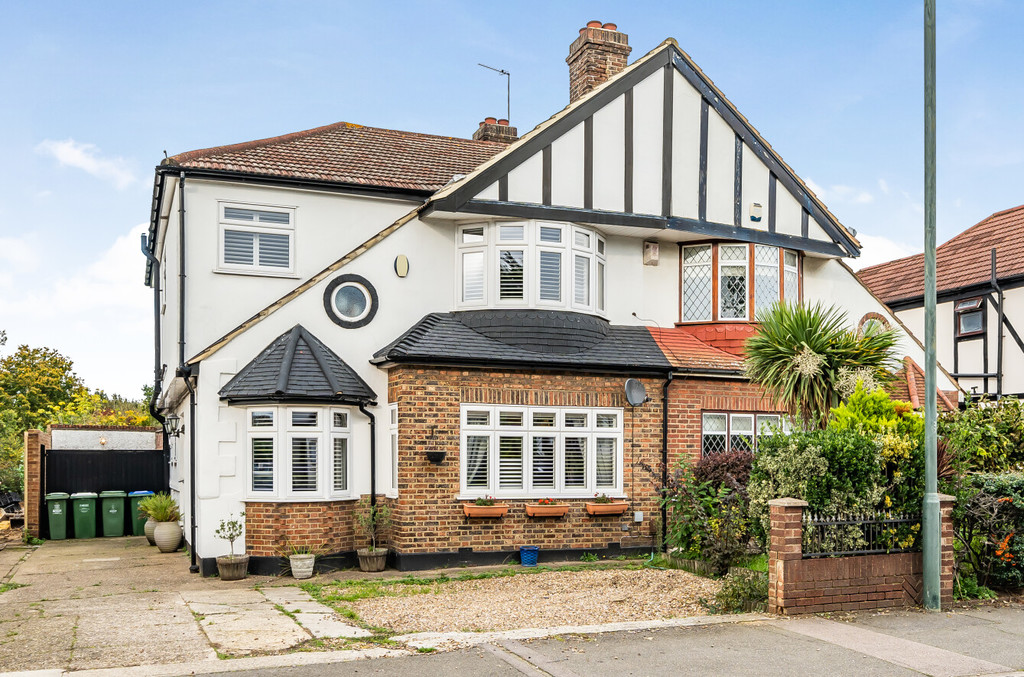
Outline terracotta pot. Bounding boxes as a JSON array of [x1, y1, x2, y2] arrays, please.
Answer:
[[524, 503, 570, 518], [357, 547, 388, 572], [290, 554, 315, 579], [463, 503, 509, 518], [217, 554, 249, 581], [153, 521, 182, 553], [144, 517, 157, 546], [584, 501, 629, 516]]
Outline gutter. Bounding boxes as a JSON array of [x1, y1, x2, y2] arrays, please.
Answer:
[[179, 365, 199, 574]]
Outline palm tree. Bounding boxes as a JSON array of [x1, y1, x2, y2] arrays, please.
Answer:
[[745, 302, 898, 429]]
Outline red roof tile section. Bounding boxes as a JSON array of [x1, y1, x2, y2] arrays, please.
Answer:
[[857, 205, 1024, 305], [885, 356, 957, 412], [167, 121, 507, 193], [677, 323, 759, 357], [647, 327, 745, 372]]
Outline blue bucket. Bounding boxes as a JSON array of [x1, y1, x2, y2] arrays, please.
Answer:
[[520, 546, 539, 567]]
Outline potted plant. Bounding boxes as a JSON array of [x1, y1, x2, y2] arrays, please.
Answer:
[[524, 498, 571, 518], [137, 495, 158, 546], [463, 496, 510, 518], [355, 498, 392, 572], [147, 493, 183, 553], [285, 543, 319, 580], [585, 493, 629, 516], [214, 512, 249, 581]]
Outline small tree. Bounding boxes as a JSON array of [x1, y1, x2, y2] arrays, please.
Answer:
[[356, 498, 392, 552], [215, 512, 245, 558], [744, 302, 898, 429]]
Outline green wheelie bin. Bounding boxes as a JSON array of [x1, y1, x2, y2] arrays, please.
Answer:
[[128, 491, 153, 536], [99, 490, 127, 537], [71, 492, 97, 539], [45, 492, 70, 540]]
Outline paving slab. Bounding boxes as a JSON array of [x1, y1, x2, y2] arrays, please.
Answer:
[[199, 610, 311, 654], [0, 612, 75, 672], [297, 613, 373, 639]]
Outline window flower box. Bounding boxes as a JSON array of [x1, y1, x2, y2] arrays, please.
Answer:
[[463, 503, 509, 518], [524, 502, 571, 518], [585, 501, 629, 516]]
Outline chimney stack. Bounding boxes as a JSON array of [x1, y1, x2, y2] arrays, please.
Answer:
[[567, 21, 631, 103], [473, 117, 518, 144]]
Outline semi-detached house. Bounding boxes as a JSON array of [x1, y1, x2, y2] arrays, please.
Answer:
[[143, 22, 956, 574]]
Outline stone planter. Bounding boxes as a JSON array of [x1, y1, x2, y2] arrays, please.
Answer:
[[153, 521, 182, 553], [463, 503, 509, 518], [290, 553, 315, 579], [357, 547, 388, 572], [144, 517, 157, 546], [216, 554, 249, 581], [524, 503, 570, 518], [584, 501, 629, 516]]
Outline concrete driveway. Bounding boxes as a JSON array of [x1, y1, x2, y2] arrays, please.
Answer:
[[0, 537, 366, 673]]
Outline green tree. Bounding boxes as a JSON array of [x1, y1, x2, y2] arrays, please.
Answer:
[[0, 344, 86, 431], [744, 302, 899, 429]]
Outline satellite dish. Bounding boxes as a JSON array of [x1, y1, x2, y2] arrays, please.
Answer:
[[624, 378, 649, 407]]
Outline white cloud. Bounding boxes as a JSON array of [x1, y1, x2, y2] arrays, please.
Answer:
[[850, 233, 921, 271], [878, 178, 890, 195], [36, 138, 137, 189], [0, 223, 152, 397], [805, 178, 873, 205]]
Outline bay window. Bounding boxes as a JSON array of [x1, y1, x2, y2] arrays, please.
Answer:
[[680, 243, 801, 322], [460, 405, 623, 497], [457, 221, 606, 314], [246, 406, 354, 500]]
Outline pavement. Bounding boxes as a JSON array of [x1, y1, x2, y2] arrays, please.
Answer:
[[0, 538, 1023, 677]]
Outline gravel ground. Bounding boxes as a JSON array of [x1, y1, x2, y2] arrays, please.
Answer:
[[349, 568, 722, 633]]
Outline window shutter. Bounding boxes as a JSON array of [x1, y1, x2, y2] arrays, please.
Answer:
[[224, 230, 255, 265], [499, 250, 525, 299], [465, 436, 489, 488], [531, 436, 555, 488], [539, 251, 561, 301], [462, 251, 485, 301], [251, 438, 274, 491], [595, 438, 616, 488], [498, 436, 524, 489], [258, 232, 290, 268], [291, 438, 318, 492], [564, 437, 587, 487], [332, 438, 348, 492], [574, 255, 590, 305]]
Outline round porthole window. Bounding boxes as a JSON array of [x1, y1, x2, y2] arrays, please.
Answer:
[[323, 274, 378, 328]]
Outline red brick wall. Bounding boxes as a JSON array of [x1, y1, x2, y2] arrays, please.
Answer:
[[244, 496, 394, 557], [768, 496, 955, 614], [388, 366, 664, 555], [567, 24, 632, 103], [23, 429, 50, 538]]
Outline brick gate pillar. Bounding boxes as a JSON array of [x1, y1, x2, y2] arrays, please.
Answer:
[[938, 493, 955, 610], [767, 497, 807, 614], [23, 429, 50, 538]]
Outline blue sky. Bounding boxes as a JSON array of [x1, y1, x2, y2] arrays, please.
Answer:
[[0, 1, 1021, 396]]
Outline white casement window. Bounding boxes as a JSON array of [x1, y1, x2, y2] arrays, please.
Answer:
[[701, 412, 786, 457], [219, 204, 295, 276], [456, 220, 606, 315], [682, 243, 801, 323], [459, 405, 623, 498], [246, 406, 353, 500], [388, 404, 399, 493]]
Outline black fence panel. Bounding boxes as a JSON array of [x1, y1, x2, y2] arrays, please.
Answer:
[[45, 449, 168, 495]]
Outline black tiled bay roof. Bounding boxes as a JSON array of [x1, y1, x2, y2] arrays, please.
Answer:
[[373, 310, 671, 373], [220, 325, 376, 404]]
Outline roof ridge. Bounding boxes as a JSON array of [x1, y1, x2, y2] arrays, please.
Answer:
[[167, 121, 504, 165]]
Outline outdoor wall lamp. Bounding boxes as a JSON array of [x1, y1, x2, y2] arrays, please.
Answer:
[[163, 413, 184, 438], [425, 426, 446, 465]]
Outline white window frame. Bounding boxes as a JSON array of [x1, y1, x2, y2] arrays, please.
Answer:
[[387, 403, 399, 494], [244, 405, 355, 501], [455, 220, 606, 316], [701, 410, 787, 457], [458, 404, 623, 499], [216, 202, 296, 277]]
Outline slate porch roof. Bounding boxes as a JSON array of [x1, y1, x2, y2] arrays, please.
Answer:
[[220, 325, 376, 404], [857, 205, 1024, 305], [372, 310, 743, 375], [165, 121, 507, 193]]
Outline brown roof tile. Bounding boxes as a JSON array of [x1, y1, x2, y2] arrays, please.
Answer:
[[857, 205, 1024, 304], [167, 121, 507, 193], [647, 327, 745, 372], [885, 356, 957, 411]]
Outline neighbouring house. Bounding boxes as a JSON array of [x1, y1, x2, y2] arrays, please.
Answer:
[[143, 22, 957, 574], [859, 205, 1024, 401]]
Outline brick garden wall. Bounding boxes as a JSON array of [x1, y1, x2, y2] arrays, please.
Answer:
[[23, 429, 50, 538], [244, 496, 394, 557], [768, 496, 955, 614]]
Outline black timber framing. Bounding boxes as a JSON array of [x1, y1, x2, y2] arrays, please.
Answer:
[[669, 51, 859, 256], [698, 99, 709, 222], [498, 175, 508, 202], [801, 209, 809, 238], [768, 174, 777, 233], [455, 200, 847, 256], [542, 145, 552, 206], [887, 273, 1024, 311], [733, 134, 742, 227], [584, 116, 594, 209], [662, 63, 673, 218]]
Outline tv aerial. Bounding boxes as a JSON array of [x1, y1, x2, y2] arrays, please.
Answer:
[[478, 63, 511, 122]]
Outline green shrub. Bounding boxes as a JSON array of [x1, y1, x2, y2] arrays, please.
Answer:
[[693, 449, 753, 488], [145, 493, 180, 523], [939, 398, 1024, 473], [954, 570, 997, 600], [662, 466, 749, 575], [701, 569, 768, 614], [945, 472, 1024, 589]]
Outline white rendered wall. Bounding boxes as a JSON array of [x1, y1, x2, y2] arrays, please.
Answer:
[[51, 429, 158, 450], [550, 122, 585, 208], [631, 71, 663, 216], [592, 94, 626, 213], [670, 69, 701, 219]]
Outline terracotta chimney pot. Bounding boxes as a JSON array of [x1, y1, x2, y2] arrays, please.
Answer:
[[587, 20, 602, 28], [603, 22, 617, 30], [567, 21, 631, 103]]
